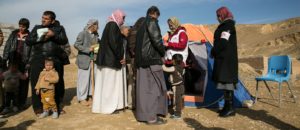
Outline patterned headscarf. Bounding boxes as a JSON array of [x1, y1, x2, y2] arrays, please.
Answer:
[[168, 17, 181, 34], [216, 6, 234, 22], [107, 9, 126, 27]]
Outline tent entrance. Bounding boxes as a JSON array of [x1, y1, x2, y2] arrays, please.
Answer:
[[185, 49, 206, 96], [184, 43, 208, 103]]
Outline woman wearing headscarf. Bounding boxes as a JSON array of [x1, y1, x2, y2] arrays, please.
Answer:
[[92, 9, 127, 114], [74, 19, 99, 106], [211, 6, 238, 117], [163, 18, 188, 88], [164, 17, 188, 66], [163, 17, 188, 119]]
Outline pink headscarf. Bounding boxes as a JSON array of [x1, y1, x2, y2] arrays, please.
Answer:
[[216, 6, 234, 22], [107, 9, 126, 26]]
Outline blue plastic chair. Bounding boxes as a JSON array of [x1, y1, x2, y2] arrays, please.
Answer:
[[255, 55, 296, 107]]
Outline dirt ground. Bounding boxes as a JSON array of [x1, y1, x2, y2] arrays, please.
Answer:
[[0, 63, 300, 130]]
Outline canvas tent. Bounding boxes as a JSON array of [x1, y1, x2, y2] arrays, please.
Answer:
[[164, 24, 253, 108]]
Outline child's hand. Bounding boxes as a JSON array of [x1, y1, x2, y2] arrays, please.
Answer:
[[44, 76, 49, 81], [36, 89, 40, 95]]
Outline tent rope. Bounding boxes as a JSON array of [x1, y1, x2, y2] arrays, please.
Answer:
[[198, 96, 224, 108]]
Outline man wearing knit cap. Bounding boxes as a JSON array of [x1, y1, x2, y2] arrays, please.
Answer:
[[74, 19, 99, 106]]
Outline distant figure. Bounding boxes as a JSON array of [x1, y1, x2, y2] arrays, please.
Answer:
[[135, 6, 167, 125], [2, 18, 31, 110], [26, 11, 68, 116], [211, 6, 238, 117], [0, 63, 27, 115], [126, 17, 145, 110], [92, 9, 127, 114], [74, 19, 99, 106], [35, 58, 59, 119]]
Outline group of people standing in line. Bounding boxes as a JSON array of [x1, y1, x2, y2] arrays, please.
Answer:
[[0, 5, 238, 125]]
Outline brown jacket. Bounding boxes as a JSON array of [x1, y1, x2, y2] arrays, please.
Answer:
[[35, 68, 59, 90]]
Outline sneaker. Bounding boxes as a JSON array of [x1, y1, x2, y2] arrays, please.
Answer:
[[12, 106, 19, 112], [170, 114, 181, 119], [52, 112, 59, 119], [38, 111, 49, 119]]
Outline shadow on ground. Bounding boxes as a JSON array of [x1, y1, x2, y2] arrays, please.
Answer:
[[1, 120, 35, 130], [183, 117, 226, 130], [62, 87, 76, 107], [207, 107, 299, 130]]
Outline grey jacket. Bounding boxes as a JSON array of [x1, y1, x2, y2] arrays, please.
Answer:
[[74, 30, 98, 70]]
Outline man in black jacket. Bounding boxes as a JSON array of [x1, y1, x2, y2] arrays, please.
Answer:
[[135, 6, 167, 125], [26, 11, 68, 116]]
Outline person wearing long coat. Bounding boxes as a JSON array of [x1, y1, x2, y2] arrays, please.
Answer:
[[211, 6, 238, 117], [74, 19, 99, 106], [92, 9, 127, 114], [135, 6, 167, 125]]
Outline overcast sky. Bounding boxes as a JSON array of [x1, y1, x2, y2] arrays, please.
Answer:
[[1, 0, 299, 44]]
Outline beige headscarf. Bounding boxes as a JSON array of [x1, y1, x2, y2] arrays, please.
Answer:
[[168, 17, 181, 34]]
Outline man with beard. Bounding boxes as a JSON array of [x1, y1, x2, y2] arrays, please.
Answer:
[[26, 11, 68, 116], [135, 6, 167, 125]]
